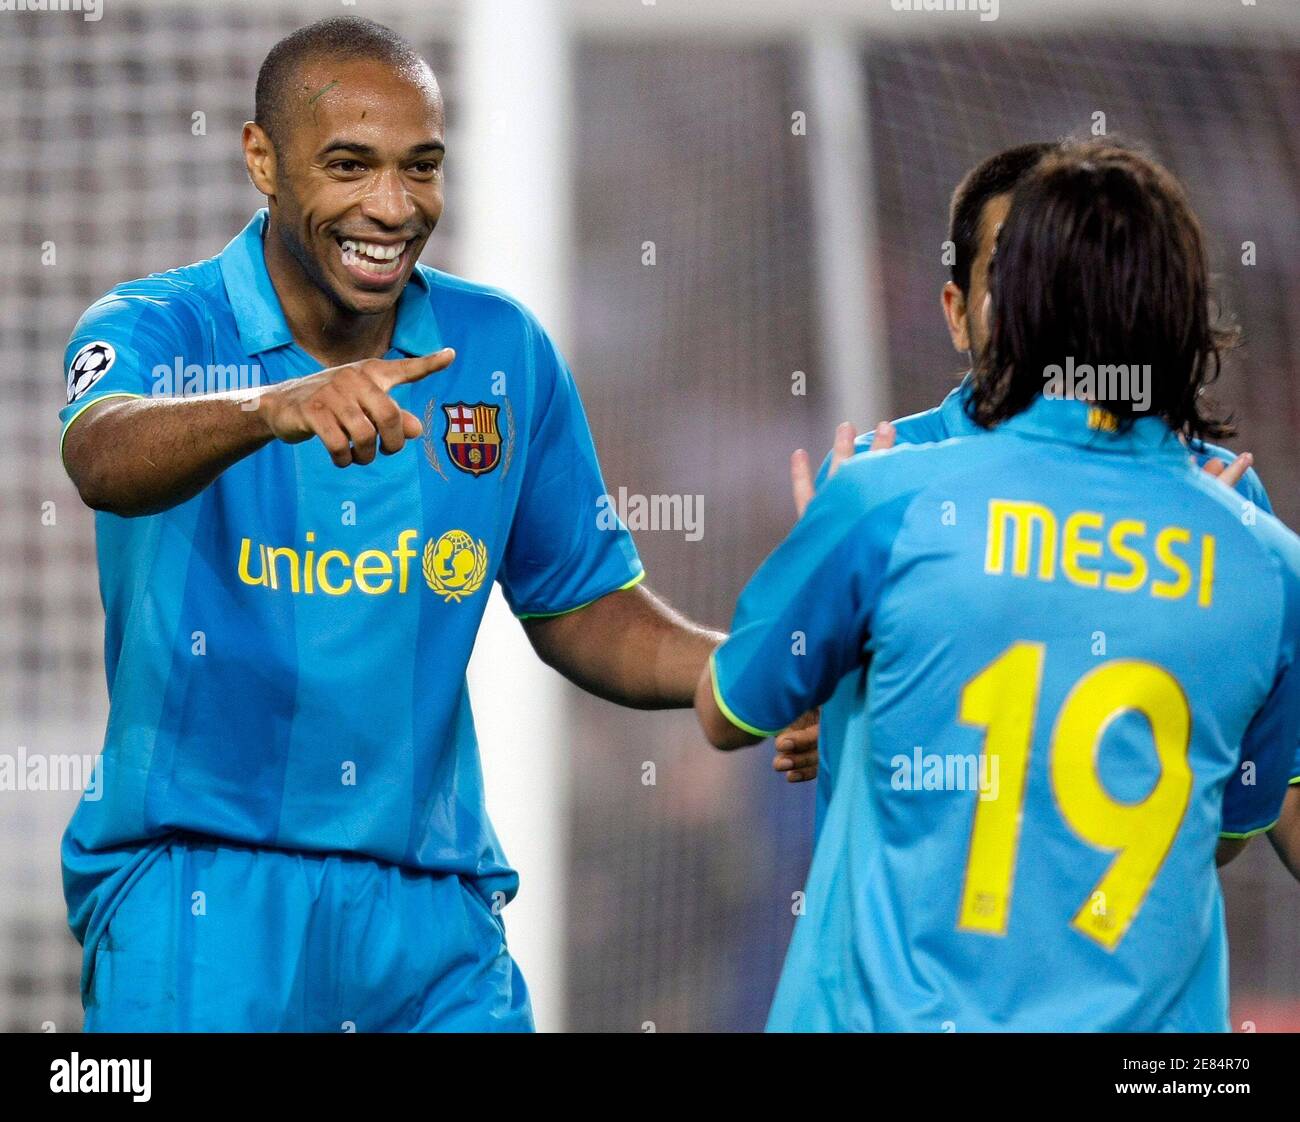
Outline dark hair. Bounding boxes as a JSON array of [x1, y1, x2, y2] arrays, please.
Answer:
[[966, 142, 1237, 440], [948, 143, 1060, 295], [254, 17, 429, 152]]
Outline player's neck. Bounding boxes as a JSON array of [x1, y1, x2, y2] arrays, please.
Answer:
[[262, 228, 398, 369]]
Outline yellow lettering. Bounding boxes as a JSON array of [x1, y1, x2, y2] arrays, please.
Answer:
[[266, 546, 301, 593], [1062, 511, 1104, 588], [237, 538, 267, 586], [393, 529, 418, 595], [303, 531, 316, 595], [1104, 520, 1148, 593], [1198, 535, 1216, 608], [986, 500, 1057, 581], [240, 529, 471, 600], [354, 550, 394, 595], [1151, 526, 1192, 600], [317, 550, 352, 595]]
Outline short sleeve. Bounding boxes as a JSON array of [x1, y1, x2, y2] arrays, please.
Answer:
[[1221, 537, 1300, 836], [710, 459, 914, 737], [59, 291, 192, 455], [497, 319, 643, 618]]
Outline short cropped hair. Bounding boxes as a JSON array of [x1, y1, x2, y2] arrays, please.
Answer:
[[947, 143, 1060, 296], [254, 17, 428, 152]]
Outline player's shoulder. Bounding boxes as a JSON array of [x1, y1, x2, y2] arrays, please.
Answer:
[[852, 395, 957, 454], [818, 387, 963, 487], [74, 256, 222, 341], [826, 432, 987, 513], [1234, 507, 1300, 657], [1182, 462, 1300, 584], [417, 265, 551, 343], [1238, 505, 1300, 587]]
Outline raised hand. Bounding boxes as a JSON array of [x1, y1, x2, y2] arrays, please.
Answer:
[[790, 419, 897, 520], [1201, 451, 1253, 490]]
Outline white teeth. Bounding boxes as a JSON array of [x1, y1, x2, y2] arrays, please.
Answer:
[[339, 238, 407, 262]]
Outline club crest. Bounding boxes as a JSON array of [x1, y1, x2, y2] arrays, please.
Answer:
[[442, 402, 502, 476]]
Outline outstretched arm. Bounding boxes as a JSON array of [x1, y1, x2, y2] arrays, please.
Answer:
[[523, 584, 820, 776], [64, 349, 455, 516], [522, 584, 720, 710]]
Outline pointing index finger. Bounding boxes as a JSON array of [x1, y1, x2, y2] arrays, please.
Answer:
[[380, 347, 456, 389]]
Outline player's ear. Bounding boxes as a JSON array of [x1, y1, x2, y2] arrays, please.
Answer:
[[941, 281, 970, 354], [242, 122, 277, 199]]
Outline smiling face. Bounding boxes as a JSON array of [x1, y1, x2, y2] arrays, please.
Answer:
[[246, 55, 445, 318]]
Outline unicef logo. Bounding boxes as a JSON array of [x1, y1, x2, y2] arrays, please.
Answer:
[[67, 341, 116, 403], [422, 529, 488, 603]]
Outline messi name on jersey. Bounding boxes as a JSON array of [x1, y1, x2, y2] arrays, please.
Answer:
[[984, 499, 1216, 607], [443, 402, 502, 476]]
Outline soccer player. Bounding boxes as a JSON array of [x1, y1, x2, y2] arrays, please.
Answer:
[[786, 140, 1300, 874], [697, 143, 1300, 1030], [58, 17, 816, 1031]]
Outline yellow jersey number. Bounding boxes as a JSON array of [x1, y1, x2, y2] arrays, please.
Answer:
[[956, 642, 1193, 951]]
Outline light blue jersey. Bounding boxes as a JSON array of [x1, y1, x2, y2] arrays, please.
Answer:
[[60, 211, 643, 996], [713, 396, 1300, 1031], [810, 379, 1287, 837]]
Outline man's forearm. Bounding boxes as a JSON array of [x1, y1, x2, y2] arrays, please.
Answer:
[[64, 392, 273, 517], [522, 584, 723, 709], [64, 349, 455, 518]]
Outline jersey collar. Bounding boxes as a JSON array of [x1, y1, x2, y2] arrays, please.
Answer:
[[218, 209, 442, 358], [939, 373, 982, 436], [945, 373, 1186, 461], [996, 393, 1188, 461]]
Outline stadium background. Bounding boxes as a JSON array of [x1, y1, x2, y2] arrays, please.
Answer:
[[1, 0, 1297, 1032]]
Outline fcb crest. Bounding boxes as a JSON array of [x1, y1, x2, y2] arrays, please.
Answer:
[[442, 402, 502, 476]]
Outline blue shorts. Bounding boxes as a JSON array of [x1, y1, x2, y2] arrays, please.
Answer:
[[82, 835, 533, 1032]]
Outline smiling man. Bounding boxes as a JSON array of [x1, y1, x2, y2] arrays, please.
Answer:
[[58, 17, 816, 1032]]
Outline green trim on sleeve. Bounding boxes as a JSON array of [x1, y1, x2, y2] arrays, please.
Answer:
[[709, 651, 783, 739], [59, 392, 144, 463], [1289, 774, 1300, 786], [515, 568, 646, 621], [1220, 818, 1280, 841]]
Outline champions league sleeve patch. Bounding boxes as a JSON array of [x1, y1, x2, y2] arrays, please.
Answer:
[[66, 341, 116, 404]]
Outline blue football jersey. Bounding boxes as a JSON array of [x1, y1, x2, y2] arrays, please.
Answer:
[[59, 211, 643, 978], [714, 396, 1300, 1031], [809, 379, 1287, 837]]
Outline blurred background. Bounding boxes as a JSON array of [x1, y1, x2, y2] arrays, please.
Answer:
[[1, 0, 1297, 1032]]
